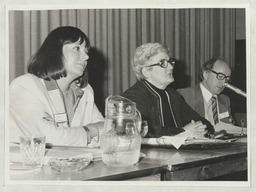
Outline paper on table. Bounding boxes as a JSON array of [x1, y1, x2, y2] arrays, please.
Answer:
[[215, 121, 247, 134], [142, 136, 187, 149]]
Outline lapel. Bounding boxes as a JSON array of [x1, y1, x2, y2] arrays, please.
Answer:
[[43, 79, 85, 126], [217, 95, 228, 114], [71, 85, 87, 127], [193, 85, 205, 117], [44, 79, 66, 114]]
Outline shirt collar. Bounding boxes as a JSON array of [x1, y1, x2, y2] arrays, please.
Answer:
[[44, 79, 84, 99], [200, 83, 216, 102], [70, 82, 84, 99], [144, 80, 166, 93]]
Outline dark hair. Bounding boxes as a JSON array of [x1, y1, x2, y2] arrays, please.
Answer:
[[28, 26, 90, 85], [199, 57, 227, 81]]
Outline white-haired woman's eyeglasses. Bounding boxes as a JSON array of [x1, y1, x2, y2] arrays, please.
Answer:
[[147, 58, 175, 68]]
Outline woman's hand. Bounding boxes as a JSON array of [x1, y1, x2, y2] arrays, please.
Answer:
[[183, 120, 207, 138]]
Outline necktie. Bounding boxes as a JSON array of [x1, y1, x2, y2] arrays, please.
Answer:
[[211, 96, 219, 125]]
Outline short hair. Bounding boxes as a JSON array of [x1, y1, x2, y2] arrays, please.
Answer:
[[132, 43, 171, 81], [28, 26, 90, 86], [199, 58, 228, 81]]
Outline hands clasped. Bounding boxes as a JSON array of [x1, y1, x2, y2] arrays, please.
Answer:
[[183, 120, 207, 139]]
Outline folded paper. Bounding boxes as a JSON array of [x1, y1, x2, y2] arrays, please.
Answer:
[[215, 121, 247, 134], [142, 136, 187, 149]]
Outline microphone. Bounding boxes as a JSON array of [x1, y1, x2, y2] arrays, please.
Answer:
[[224, 83, 247, 98]]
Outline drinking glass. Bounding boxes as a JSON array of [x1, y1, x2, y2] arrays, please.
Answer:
[[240, 118, 246, 136], [20, 135, 46, 168], [140, 120, 149, 137]]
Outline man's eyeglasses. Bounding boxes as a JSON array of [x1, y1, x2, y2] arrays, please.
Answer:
[[148, 58, 175, 68], [211, 70, 231, 82]]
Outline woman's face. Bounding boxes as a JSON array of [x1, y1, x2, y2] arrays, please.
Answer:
[[146, 52, 174, 89], [62, 40, 89, 80]]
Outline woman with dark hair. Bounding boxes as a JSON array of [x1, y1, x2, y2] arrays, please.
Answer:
[[10, 26, 104, 147]]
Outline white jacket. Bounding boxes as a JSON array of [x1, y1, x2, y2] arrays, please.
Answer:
[[9, 74, 104, 147]]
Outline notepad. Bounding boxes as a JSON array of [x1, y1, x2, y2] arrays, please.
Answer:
[[214, 121, 247, 135]]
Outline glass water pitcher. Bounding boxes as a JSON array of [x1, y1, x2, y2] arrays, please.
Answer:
[[101, 95, 142, 166]]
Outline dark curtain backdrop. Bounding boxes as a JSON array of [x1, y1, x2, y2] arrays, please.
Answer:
[[9, 8, 236, 113]]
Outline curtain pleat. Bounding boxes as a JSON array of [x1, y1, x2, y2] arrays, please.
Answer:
[[128, 9, 137, 86], [9, 8, 237, 113], [189, 9, 197, 85], [174, 10, 180, 59], [120, 10, 129, 92], [9, 11, 24, 81], [159, 10, 165, 43], [23, 12, 31, 71], [39, 11, 50, 44], [141, 9, 148, 43], [106, 10, 112, 96]]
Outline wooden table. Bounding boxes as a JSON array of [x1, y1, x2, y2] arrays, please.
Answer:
[[9, 138, 247, 181]]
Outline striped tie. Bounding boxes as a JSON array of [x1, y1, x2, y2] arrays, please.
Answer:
[[211, 96, 219, 125]]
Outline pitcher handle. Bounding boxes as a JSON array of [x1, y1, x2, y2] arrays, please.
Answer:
[[135, 110, 142, 133], [136, 110, 148, 137]]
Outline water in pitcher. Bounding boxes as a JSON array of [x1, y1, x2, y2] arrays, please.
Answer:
[[101, 130, 141, 166], [101, 95, 142, 166]]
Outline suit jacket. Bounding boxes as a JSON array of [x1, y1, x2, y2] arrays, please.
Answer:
[[177, 84, 232, 124], [9, 73, 104, 146]]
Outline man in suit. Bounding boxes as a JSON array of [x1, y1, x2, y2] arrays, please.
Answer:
[[177, 58, 233, 126]]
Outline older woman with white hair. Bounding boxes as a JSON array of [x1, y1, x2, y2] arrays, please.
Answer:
[[122, 43, 214, 138]]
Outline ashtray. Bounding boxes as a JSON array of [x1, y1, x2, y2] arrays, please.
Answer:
[[48, 157, 92, 172]]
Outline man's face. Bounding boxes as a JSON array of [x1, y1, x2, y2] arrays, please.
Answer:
[[202, 60, 231, 95]]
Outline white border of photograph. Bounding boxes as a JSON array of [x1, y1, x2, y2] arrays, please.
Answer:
[[1, 0, 255, 192]]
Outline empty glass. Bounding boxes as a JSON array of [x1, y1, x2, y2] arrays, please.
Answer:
[[140, 120, 149, 138], [240, 118, 246, 136], [20, 135, 46, 168]]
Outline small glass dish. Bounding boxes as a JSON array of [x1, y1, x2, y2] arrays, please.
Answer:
[[48, 157, 92, 172]]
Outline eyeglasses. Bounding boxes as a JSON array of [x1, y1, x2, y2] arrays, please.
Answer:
[[148, 58, 175, 68], [211, 70, 231, 82]]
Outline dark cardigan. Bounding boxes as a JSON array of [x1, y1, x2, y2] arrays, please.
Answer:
[[122, 80, 214, 138]]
